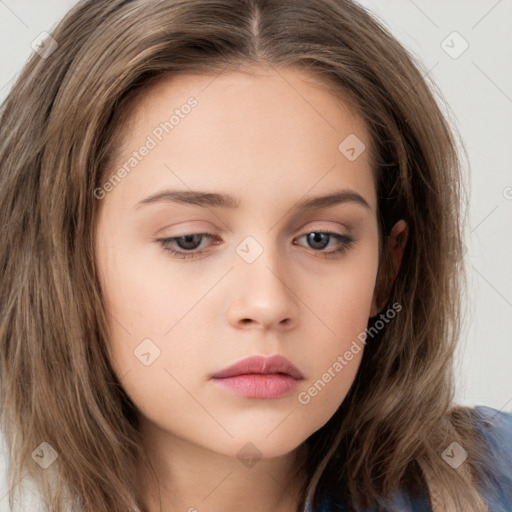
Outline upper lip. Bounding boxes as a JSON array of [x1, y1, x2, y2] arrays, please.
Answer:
[[210, 354, 305, 380]]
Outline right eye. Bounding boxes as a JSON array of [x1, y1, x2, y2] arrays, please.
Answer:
[[156, 232, 221, 259]]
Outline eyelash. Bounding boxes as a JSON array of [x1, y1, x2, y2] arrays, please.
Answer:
[[156, 230, 355, 260]]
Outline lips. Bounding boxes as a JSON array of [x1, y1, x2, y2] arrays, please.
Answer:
[[210, 354, 305, 380]]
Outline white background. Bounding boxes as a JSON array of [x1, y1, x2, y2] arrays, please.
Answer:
[[1, 0, 511, 508]]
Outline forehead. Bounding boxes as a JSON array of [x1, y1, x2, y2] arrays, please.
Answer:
[[104, 65, 376, 213], [121, 64, 372, 152], [133, 65, 366, 122]]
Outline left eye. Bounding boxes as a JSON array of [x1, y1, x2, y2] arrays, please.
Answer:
[[157, 231, 354, 259]]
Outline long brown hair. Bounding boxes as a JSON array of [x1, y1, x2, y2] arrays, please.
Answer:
[[0, 0, 491, 511]]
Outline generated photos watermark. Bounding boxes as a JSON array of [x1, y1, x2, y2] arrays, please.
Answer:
[[94, 96, 198, 200], [298, 301, 402, 405]]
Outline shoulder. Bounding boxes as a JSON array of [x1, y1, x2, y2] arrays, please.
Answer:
[[306, 405, 512, 512], [470, 404, 512, 470], [471, 404, 512, 444], [469, 405, 512, 510]]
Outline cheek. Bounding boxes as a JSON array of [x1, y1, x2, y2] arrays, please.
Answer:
[[331, 270, 377, 354], [306, 244, 379, 349], [295, 347, 362, 439], [297, 251, 377, 395], [96, 230, 203, 342], [97, 262, 205, 388]]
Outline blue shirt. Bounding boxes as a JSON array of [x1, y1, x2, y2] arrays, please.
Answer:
[[304, 405, 512, 511]]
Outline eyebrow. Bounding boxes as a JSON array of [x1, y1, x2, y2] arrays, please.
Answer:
[[134, 188, 372, 212]]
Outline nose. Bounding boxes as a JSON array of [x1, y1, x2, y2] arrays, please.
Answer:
[[226, 242, 300, 331]]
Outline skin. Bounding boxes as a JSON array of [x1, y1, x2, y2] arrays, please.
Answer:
[[94, 64, 408, 512]]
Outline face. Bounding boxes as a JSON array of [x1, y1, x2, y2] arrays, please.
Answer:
[[94, 65, 380, 461]]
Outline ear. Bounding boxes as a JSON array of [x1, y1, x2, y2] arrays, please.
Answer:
[[370, 219, 408, 317]]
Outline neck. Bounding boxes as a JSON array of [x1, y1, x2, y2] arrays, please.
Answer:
[[136, 420, 310, 512]]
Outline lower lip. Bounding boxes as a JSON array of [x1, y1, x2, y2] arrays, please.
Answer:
[[210, 374, 302, 398]]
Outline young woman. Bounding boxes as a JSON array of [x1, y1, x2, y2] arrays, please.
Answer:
[[0, 1, 510, 511]]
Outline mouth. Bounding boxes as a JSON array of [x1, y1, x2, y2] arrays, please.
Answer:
[[209, 354, 304, 399]]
